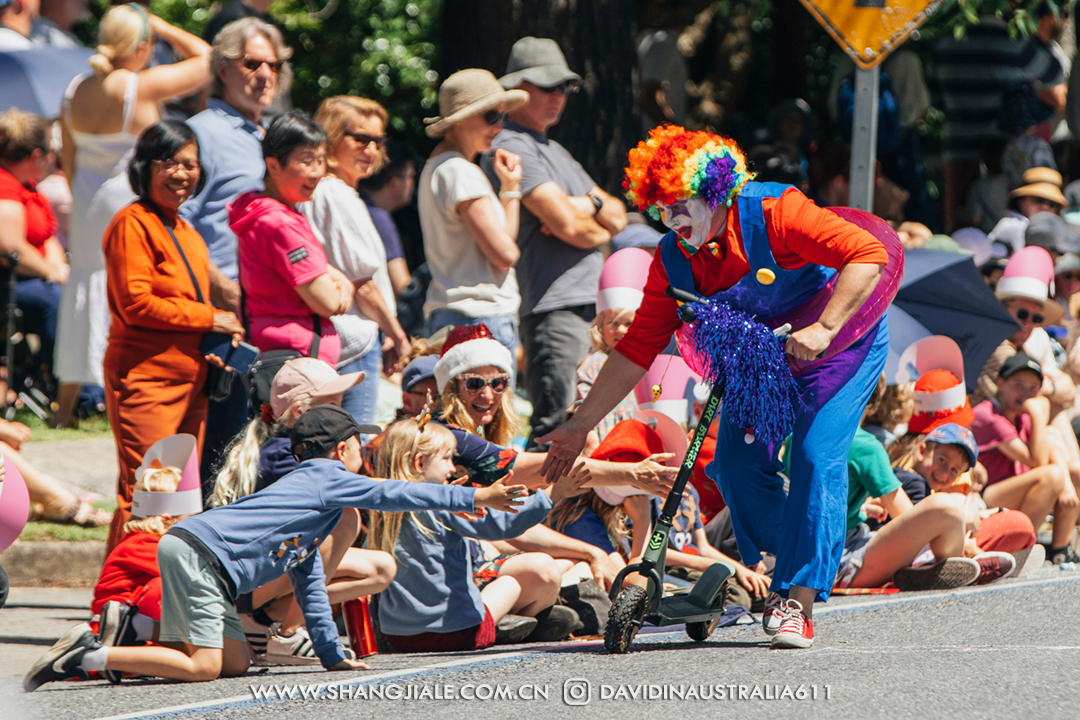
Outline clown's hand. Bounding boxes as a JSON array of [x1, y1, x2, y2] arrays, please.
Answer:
[[538, 419, 590, 483], [785, 322, 833, 361]]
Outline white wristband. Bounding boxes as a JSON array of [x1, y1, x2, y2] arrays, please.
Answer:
[[499, 191, 522, 200]]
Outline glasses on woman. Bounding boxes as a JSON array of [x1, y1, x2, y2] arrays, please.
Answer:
[[1012, 307, 1046, 325], [343, 131, 385, 148], [482, 110, 507, 126], [460, 373, 510, 395], [1061, 271, 1080, 282], [152, 158, 201, 174], [239, 56, 283, 73]]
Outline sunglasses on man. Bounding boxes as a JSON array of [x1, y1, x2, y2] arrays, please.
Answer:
[[538, 81, 580, 95], [239, 56, 283, 73]]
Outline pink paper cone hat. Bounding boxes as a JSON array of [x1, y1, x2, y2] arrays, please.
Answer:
[[634, 353, 701, 426], [896, 336, 973, 433], [0, 455, 31, 553], [596, 248, 653, 312], [995, 246, 1065, 325], [132, 434, 202, 518]]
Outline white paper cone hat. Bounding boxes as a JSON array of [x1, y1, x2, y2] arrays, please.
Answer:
[[131, 434, 202, 518]]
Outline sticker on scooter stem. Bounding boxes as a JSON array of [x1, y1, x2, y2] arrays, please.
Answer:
[[649, 530, 666, 551]]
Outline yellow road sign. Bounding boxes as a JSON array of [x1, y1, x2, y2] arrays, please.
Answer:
[[798, 0, 944, 68]]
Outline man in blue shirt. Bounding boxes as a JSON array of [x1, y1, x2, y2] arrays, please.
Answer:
[[180, 17, 295, 481]]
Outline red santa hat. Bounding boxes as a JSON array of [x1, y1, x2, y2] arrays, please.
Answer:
[[633, 353, 701, 426], [131, 435, 203, 518], [596, 248, 653, 313], [896, 336, 973, 434], [0, 455, 30, 553], [995, 245, 1064, 325], [433, 324, 515, 393], [587, 410, 689, 505]]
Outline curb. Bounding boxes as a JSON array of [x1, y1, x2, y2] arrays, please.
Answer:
[[0, 541, 104, 587]]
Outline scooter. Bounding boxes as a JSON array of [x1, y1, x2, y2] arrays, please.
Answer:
[[603, 287, 792, 653]]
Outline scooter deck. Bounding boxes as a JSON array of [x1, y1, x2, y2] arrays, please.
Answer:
[[643, 588, 728, 626]]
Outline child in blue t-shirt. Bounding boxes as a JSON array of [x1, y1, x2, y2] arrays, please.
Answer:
[[24, 407, 526, 692]]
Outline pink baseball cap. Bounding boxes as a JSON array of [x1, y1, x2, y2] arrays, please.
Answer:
[[270, 358, 365, 420]]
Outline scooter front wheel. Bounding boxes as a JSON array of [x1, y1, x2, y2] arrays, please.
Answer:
[[604, 585, 648, 654]]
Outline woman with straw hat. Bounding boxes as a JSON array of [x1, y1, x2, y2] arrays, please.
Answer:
[[419, 69, 528, 366]]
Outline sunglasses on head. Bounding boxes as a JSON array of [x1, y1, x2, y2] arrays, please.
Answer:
[[239, 56, 283, 73], [1013, 307, 1046, 324], [460, 373, 510, 395], [538, 81, 580, 94], [343, 131, 385, 148], [482, 110, 507, 126]]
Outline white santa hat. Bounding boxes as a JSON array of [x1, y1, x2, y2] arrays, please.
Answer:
[[433, 324, 515, 393], [596, 248, 653, 313], [131, 434, 202, 518]]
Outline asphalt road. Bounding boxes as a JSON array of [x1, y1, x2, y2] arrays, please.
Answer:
[[5, 573, 1079, 720]]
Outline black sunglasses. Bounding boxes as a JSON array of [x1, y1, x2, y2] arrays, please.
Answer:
[[460, 373, 510, 395], [239, 56, 283, 73], [1013, 307, 1046, 325], [482, 110, 507, 126], [343, 131, 385, 148], [538, 81, 579, 95]]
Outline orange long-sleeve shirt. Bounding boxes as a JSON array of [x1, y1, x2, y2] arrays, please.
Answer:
[[103, 201, 215, 381], [617, 188, 888, 370]]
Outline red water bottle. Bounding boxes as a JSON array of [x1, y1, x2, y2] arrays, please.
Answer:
[[342, 596, 378, 658]]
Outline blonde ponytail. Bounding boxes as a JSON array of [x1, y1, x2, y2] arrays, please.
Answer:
[[89, 5, 148, 79]]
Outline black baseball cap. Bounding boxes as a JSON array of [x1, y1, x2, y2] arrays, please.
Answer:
[[291, 406, 376, 461], [999, 352, 1044, 382]]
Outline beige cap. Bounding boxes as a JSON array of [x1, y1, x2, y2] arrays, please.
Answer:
[[424, 69, 528, 138], [270, 358, 364, 420]]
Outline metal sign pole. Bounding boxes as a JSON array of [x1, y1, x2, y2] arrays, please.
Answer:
[[849, 65, 880, 211]]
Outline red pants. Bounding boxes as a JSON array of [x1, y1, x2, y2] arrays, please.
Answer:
[[104, 366, 207, 553], [975, 509, 1037, 553], [386, 606, 496, 653]]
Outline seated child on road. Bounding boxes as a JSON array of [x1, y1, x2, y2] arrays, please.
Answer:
[[369, 418, 588, 652], [576, 307, 640, 455], [24, 406, 525, 692], [970, 353, 1079, 564]]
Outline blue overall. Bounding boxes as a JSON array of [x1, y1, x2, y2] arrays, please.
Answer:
[[660, 183, 888, 600]]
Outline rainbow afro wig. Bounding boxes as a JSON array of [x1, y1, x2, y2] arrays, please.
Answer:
[[624, 125, 752, 219]]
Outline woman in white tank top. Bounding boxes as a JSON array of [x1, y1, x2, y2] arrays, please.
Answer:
[[55, 4, 211, 427]]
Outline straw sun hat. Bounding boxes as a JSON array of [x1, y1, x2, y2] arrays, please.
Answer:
[[1008, 167, 1068, 209], [424, 69, 528, 138]]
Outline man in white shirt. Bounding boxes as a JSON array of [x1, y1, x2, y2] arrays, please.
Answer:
[[0, 0, 38, 50]]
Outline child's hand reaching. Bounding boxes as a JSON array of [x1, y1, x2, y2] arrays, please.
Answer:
[[548, 462, 591, 504], [473, 471, 529, 514]]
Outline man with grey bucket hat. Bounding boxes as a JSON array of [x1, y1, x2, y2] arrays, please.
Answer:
[[483, 37, 627, 450]]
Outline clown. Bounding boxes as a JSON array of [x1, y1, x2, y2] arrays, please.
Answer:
[[540, 126, 902, 649]]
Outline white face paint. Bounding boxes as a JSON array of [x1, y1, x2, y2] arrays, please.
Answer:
[[659, 197, 717, 249]]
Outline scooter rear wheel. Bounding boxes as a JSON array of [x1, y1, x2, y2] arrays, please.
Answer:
[[604, 585, 648, 654], [685, 580, 728, 643]]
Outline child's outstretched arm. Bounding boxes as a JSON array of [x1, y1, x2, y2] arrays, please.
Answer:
[[474, 471, 529, 514]]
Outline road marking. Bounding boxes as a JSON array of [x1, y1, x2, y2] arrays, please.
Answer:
[[89, 573, 1080, 720]]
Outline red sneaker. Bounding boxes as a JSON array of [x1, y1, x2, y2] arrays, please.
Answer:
[[770, 600, 814, 649], [972, 552, 1015, 585], [762, 592, 785, 636]]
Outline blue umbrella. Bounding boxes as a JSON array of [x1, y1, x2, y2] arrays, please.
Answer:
[[0, 47, 93, 117], [890, 249, 1019, 391]]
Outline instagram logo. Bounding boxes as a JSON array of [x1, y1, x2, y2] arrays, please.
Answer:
[[563, 678, 592, 706]]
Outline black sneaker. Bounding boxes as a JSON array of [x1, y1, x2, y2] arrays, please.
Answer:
[[494, 614, 538, 645], [524, 606, 582, 643], [97, 601, 139, 684], [24, 623, 100, 692], [1050, 545, 1080, 565]]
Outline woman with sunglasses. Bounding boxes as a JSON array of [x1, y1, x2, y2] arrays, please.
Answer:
[[419, 69, 528, 364], [428, 324, 679, 595], [102, 120, 243, 552], [55, 4, 212, 429], [301, 97, 411, 427]]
